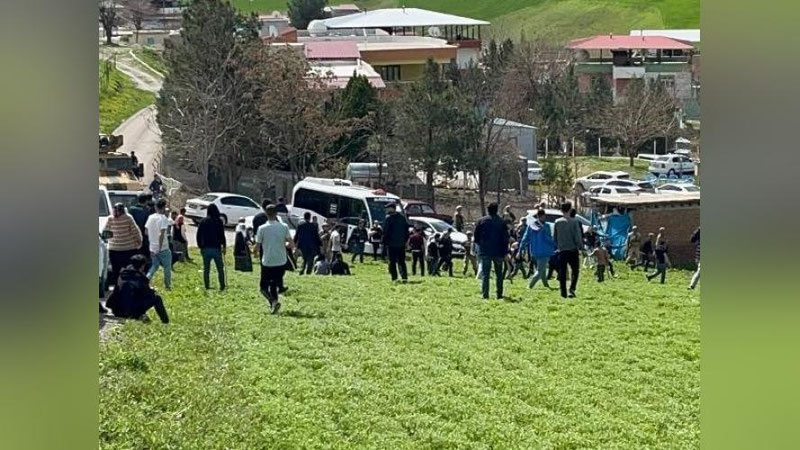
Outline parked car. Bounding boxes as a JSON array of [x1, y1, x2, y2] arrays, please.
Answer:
[[525, 208, 592, 234], [402, 200, 452, 224], [98, 186, 113, 295], [656, 183, 700, 194], [586, 185, 640, 196], [108, 190, 144, 212], [602, 179, 657, 193], [184, 193, 262, 226], [244, 212, 299, 241], [527, 160, 543, 182], [573, 171, 631, 192], [648, 154, 695, 177], [407, 216, 467, 256]]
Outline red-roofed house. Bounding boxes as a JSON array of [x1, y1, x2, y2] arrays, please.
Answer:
[[304, 41, 385, 89], [568, 33, 696, 103]]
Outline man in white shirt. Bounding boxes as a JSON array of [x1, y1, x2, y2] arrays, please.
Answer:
[[330, 224, 342, 260], [255, 205, 296, 314], [145, 199, 172, 289]]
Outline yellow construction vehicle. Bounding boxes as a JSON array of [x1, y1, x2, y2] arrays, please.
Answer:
[[99, 134, 145, 191]]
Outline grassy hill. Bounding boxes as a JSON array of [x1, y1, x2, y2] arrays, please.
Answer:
[[98, 60, 156, 134], [231, 0, 699, 43]]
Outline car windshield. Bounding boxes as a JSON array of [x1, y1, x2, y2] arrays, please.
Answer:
[[199, 194, 218, 202], [655, 156, 671, 162], [638, 182, 655, 189], [109, 193, 139, 209], [426, 220, 452, 232], [617, 173, 630, 179], [99, 190, 109, 217], [366, 198, 399, 223]]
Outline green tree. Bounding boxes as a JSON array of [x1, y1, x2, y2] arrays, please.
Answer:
[[156, 0, 261, 191], [328, 74, 378, 161], [287, 0, 326, 30]]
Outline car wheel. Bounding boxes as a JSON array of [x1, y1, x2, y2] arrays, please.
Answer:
[[220, 214, 228, 226]]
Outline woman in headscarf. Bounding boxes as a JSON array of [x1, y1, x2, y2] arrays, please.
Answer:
[[234, 218, 252, 272]]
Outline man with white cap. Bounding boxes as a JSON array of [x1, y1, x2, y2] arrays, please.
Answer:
[[453, 205, 465, 233]]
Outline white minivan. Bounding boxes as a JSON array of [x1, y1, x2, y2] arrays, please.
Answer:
[[291, 177, 402, 252]]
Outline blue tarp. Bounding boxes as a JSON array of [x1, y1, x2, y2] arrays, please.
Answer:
[[589, 211, 631, 260]]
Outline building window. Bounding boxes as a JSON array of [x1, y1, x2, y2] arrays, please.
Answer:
[[378, 65, 401, 82], [658, 75, 676, 92]]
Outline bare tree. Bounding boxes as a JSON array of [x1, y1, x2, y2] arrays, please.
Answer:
[[252, 47, 366, 182], [121, 0, 154, 43], [99, 1, 120, 45], [596, 78, 679, 166]]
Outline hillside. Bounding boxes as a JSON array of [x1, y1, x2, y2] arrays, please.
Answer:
[[231, 0, 699, 44]]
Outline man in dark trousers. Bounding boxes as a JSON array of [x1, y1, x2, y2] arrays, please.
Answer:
[[474, 202, 510, 300], [553, 201, 583, 298], [128, 193, 151, 260], [105, 254, 169, 323], [382, 203, 409, 282], [407, 227, 425, 276], [437, 229, 454, 277], [294, 212, 322, 275]]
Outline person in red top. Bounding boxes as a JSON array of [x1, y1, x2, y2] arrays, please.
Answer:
[[407, 227, 426, 277]]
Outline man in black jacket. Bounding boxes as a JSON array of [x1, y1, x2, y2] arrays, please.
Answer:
[[474, 202, 510, 299], [382, 203, 409, 282], [294, 212, 321, 275], [106, 255, 169, 323], [437, 230, 454, 277]]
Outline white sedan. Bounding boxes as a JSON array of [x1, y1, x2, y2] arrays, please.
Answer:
[[656, 183, 700, 194], [602, 179, 657, 192], [648, 154, 695, 177], [244, 213, 299, 241], [184, 192, 262, 227], [574, 171, 631, 192], [527, 160, 543, 182], [408, 216, 467, 256], [586, 185, 640, 196]]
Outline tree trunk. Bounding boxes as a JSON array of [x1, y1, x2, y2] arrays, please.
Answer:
[[105, 29, 113, 45], [425, 168, 435, 208], [477, 170, 486, 216], [628, 144, 635, 167]]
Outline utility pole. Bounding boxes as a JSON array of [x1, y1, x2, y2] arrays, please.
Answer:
[[597, 136, 601, 157]]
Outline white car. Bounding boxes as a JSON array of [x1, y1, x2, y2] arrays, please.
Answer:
[[656, 183, 700, 194], [527, 160, 543, 182], [408, 216, 468, 256], [185, 193, 262, 226], [244, 213, 299, 241], [99, 187, 112, 295], [649, 154, 695, 177], [602, 179, 657, 192], [574, 171, 631, 192], [524, 208, 592, 234], [586, 185, 640, 196]]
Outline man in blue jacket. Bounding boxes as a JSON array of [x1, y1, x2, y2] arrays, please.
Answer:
[[474, 202, 510, 299], [518, 209, 556, 290]]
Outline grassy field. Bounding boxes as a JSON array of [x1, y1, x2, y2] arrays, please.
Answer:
[[133, 48, 168, 76], [100, 251, 699, 448], [232, 0, 699, 43], [98, 60, 156, 133], [574, 156, 651, 179]]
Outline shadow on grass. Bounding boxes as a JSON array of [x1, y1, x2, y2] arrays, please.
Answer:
[[501, 296, 523, 304], [281, 310, 326, 320]]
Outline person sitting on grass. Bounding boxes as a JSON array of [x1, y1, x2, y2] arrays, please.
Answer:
[[314, 255, 331, 275], [105, 254, 169, 324], [330, 253, 352, 276], [589, 241, 610, 282]]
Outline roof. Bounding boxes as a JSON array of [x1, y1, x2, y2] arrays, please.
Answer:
[[295, 177, 401, 200], [581, 170, 629, 177], [569, 35, 694, 50], [319, 8, 489, 29], [589, 192, 700, 206], [493, 118, 536, 129], [328, 4, 359, 11], [304, 40, 360, 60], [309, 61, 386, 88], [629, 29, 700, 43]]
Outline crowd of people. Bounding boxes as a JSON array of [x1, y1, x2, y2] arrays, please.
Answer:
[[101, 193, 701, 321]]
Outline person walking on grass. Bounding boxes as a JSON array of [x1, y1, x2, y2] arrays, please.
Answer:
[[626, 225, 641, 267], [103, 202, 143, 288], [255, 205, 295, 314], [320, 223, 332, 262], [145, 199, 172, 290], [196, 203, 226, 291], [474, 202, 510, 300], [105, 254, 169, 324], [553, 201, 583, 299], [518, 209, 555, 290], [172, 208, 190, 262], [437, 229, 455, 277], [589, 241, 610, 282], [462, 231, 477, 277], [369, 221, 384, 261], [453, 205, 465, 233], [233, 219, 253, 273], [689, 227, 700, 290], [507, 239, 528, 281], [349, 219, 368, 264], [382, 203, 410, 282], [128, 193, 151, 263], [632, 233, 655, 272], [646, 240, 671, 284], [427, 233, 441, 276], [408, 227, 425, 276], [330, 223, 343, 261], [294, 212, 321, 275]]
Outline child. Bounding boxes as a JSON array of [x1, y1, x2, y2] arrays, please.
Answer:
[[589, 241, 609, 282], [646, 240, 671, 284], [507, 240, 528, 281]]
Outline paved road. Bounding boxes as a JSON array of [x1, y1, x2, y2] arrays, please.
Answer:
[[113, 106, 162, 184], [185, 222, 237, 250]]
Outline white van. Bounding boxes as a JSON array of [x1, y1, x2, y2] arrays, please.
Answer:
[[291, 178, 401, 250]]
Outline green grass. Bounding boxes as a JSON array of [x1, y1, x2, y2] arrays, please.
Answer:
[[133, 48, 168, 76], [574, 156, 651, 179], [231, 0, 699, 43], [99, 60, 156, 134], [100, 250, 699, 448]]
